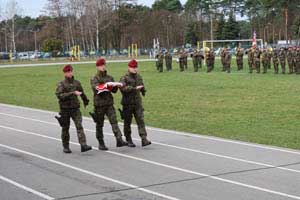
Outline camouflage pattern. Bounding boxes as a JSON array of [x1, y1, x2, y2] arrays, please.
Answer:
[[206, 50, 215, 73], [261, 49, 269, 73], [90, 71, 123, 141], [295, 48, 300, 74], [287, 48, 294, 74], [267, 50, 272, 69], [55, 77, 89, 147], [224, 50, 231, 73], [220, 48, 226, 71], [272, 49, 279, 74], [236, 47, 244, 71], [292, 47, 298, 73], [247, 48, 254, 73], [178, 51, 185, 72], [279, 48, 286, 74], [164, 51, 173, 71], [191, 49, 200, 72], [120, 72, 148, 140], [156, 52, 164, 72], [254, 48, 261, 73], [183, 51, 188, 70]]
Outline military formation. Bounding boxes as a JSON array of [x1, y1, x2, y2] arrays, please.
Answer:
[[155, 45, 300, 75], [246, 45, 300, 74], [55, 58, 151, 153]]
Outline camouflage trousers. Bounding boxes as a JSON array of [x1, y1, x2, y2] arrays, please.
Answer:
[[166, 62, 172, 71], [158, 62, 163, 72], [255, 61, 261, 73], [193, 61, 199, 72], [123, 104, 147, 140], [179, 62, 184, 72], [221, 59, 226, 71], [288, 60, 294, 73], [60, 108, 87, 146], [273, 62, 279, 74], [292, 60, 297, 73], [248, 61, 253, 73], [280, 62, 286, 73], [236, 59, 243, 71], [94, 105, 123, 141], [225, 63, 231, 73], [262, 61, 268, 73], [295, 61, 300, 74]]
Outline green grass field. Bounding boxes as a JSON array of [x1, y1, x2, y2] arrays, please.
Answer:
[[1, 60, 300, 150]]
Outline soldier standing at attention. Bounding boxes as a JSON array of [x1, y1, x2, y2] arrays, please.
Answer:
[[90, 58, 128, 150], [178, 50, 185, 72], [220, 47, 226, 71], [55, 64, 92, 154], [224, 48, 232, 73], [120, 60, 151, 147], [295, 47, 300, 74], [254, 47, 261, 73], [236, 46, 244, 71], [261, 49, 269, 74], [247, 47, 254, 73], [183, 50, 188, 70], [192, 49, 199, 72], [156, 50, 164, 73], [164, 50, 173, 71], [287, 47, 294, 74], [279, 47, 287, 74], [272, 48, 280, 74]]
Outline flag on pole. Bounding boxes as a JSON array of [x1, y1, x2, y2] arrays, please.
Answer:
[[252, 31, 257, 47]]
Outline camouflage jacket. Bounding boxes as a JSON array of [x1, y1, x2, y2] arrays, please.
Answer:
[[236, 48, 244, 59], [278, 50, 286, 62], [90, 71, 118, 107], [120, 72, 146, 106], [55, 77, 89, 110], [165, 53, 172, 63]]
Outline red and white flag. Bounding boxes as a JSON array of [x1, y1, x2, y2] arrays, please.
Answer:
[[252, 31, 257, 47], [96, 82, 123, 94]]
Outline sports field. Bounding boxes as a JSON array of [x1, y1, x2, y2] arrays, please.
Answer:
[[0, 59, 299, 150]]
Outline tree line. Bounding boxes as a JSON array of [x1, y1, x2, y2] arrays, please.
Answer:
[[0, 0, 299, 53]]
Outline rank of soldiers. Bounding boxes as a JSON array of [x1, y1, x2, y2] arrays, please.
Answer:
[[155, 46, 300, 74]]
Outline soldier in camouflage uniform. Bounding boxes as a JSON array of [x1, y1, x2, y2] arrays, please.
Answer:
[[261, 49, 269, 74], [292, 46, 298, 74], [224, 48, 231, 73], [236, 46, 244, 71], [247, 47, 254, 73], [156, 51, 164, 72], [192, 49, 200, 72], [279, 47, 286, 74], [220, 47, 226, 71], [55, 65, 92, 153], [164, 50, 172, 71], [178, 50, 185, 72], [183, 50, 188, 70], [267, 48, 272, 69], [287, 47, 294, 74], [90, 58, 127, 150], [295, 47, 300, 74], [206, 49, 215, 73], [272, 48, 279, 74], [254, 47, 261, 73], [120, 59, 151, 147]]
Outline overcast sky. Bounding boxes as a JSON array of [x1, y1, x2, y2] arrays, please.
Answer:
[[1, 0, 188, 18]]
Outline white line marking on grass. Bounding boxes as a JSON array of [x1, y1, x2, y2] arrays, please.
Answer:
[[1, 112, 300, 174], [0, 143, 180, 200], [0, 174, 55, 200], [1, 103, 300, 155], [1, 125, 300, 200]]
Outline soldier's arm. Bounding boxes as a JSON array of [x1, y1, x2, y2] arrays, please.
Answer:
[[138, 75, 146, 96], [77, 82, 89, 106], [55, 82, 74, 100], [90, 77, 98, 93], [110, 77, 118, 93], [120, 76, 136, 93]]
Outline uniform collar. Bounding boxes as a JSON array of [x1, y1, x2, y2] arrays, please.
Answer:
[[65, 76, 74, 83], [97, 70, 107, 77]]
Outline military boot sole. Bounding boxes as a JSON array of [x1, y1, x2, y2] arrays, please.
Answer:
[[81, 145, 92, 152], [63, 148, 72, 153]]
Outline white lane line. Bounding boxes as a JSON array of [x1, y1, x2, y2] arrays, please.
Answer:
[[1, 125, 300, 200], [0, 59, 155, 68], [1, 112, 300, 174], [0, 143, 180, 200], [1, 103, 300, 155], [0, 174, 55, 200]]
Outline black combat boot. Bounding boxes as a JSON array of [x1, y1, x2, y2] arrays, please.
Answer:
[[126, 136, 136, 148], [116, 137, 128, 147], [63, 144, 72, 153], [141, 137, 152, 147], [81, 144, 92, 152], [98, 139, 108, 151]]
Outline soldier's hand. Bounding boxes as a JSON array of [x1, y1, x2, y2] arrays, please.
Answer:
[[74, 91, 82, 96], [136, 85, 144, 90]]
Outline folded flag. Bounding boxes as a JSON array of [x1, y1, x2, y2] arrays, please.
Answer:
[[96, 82, 123, 94]]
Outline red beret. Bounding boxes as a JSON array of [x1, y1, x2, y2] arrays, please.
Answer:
[[128, 59, 138, 68], [96, 58, 106, 66], [63, 64, 73, 73]]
